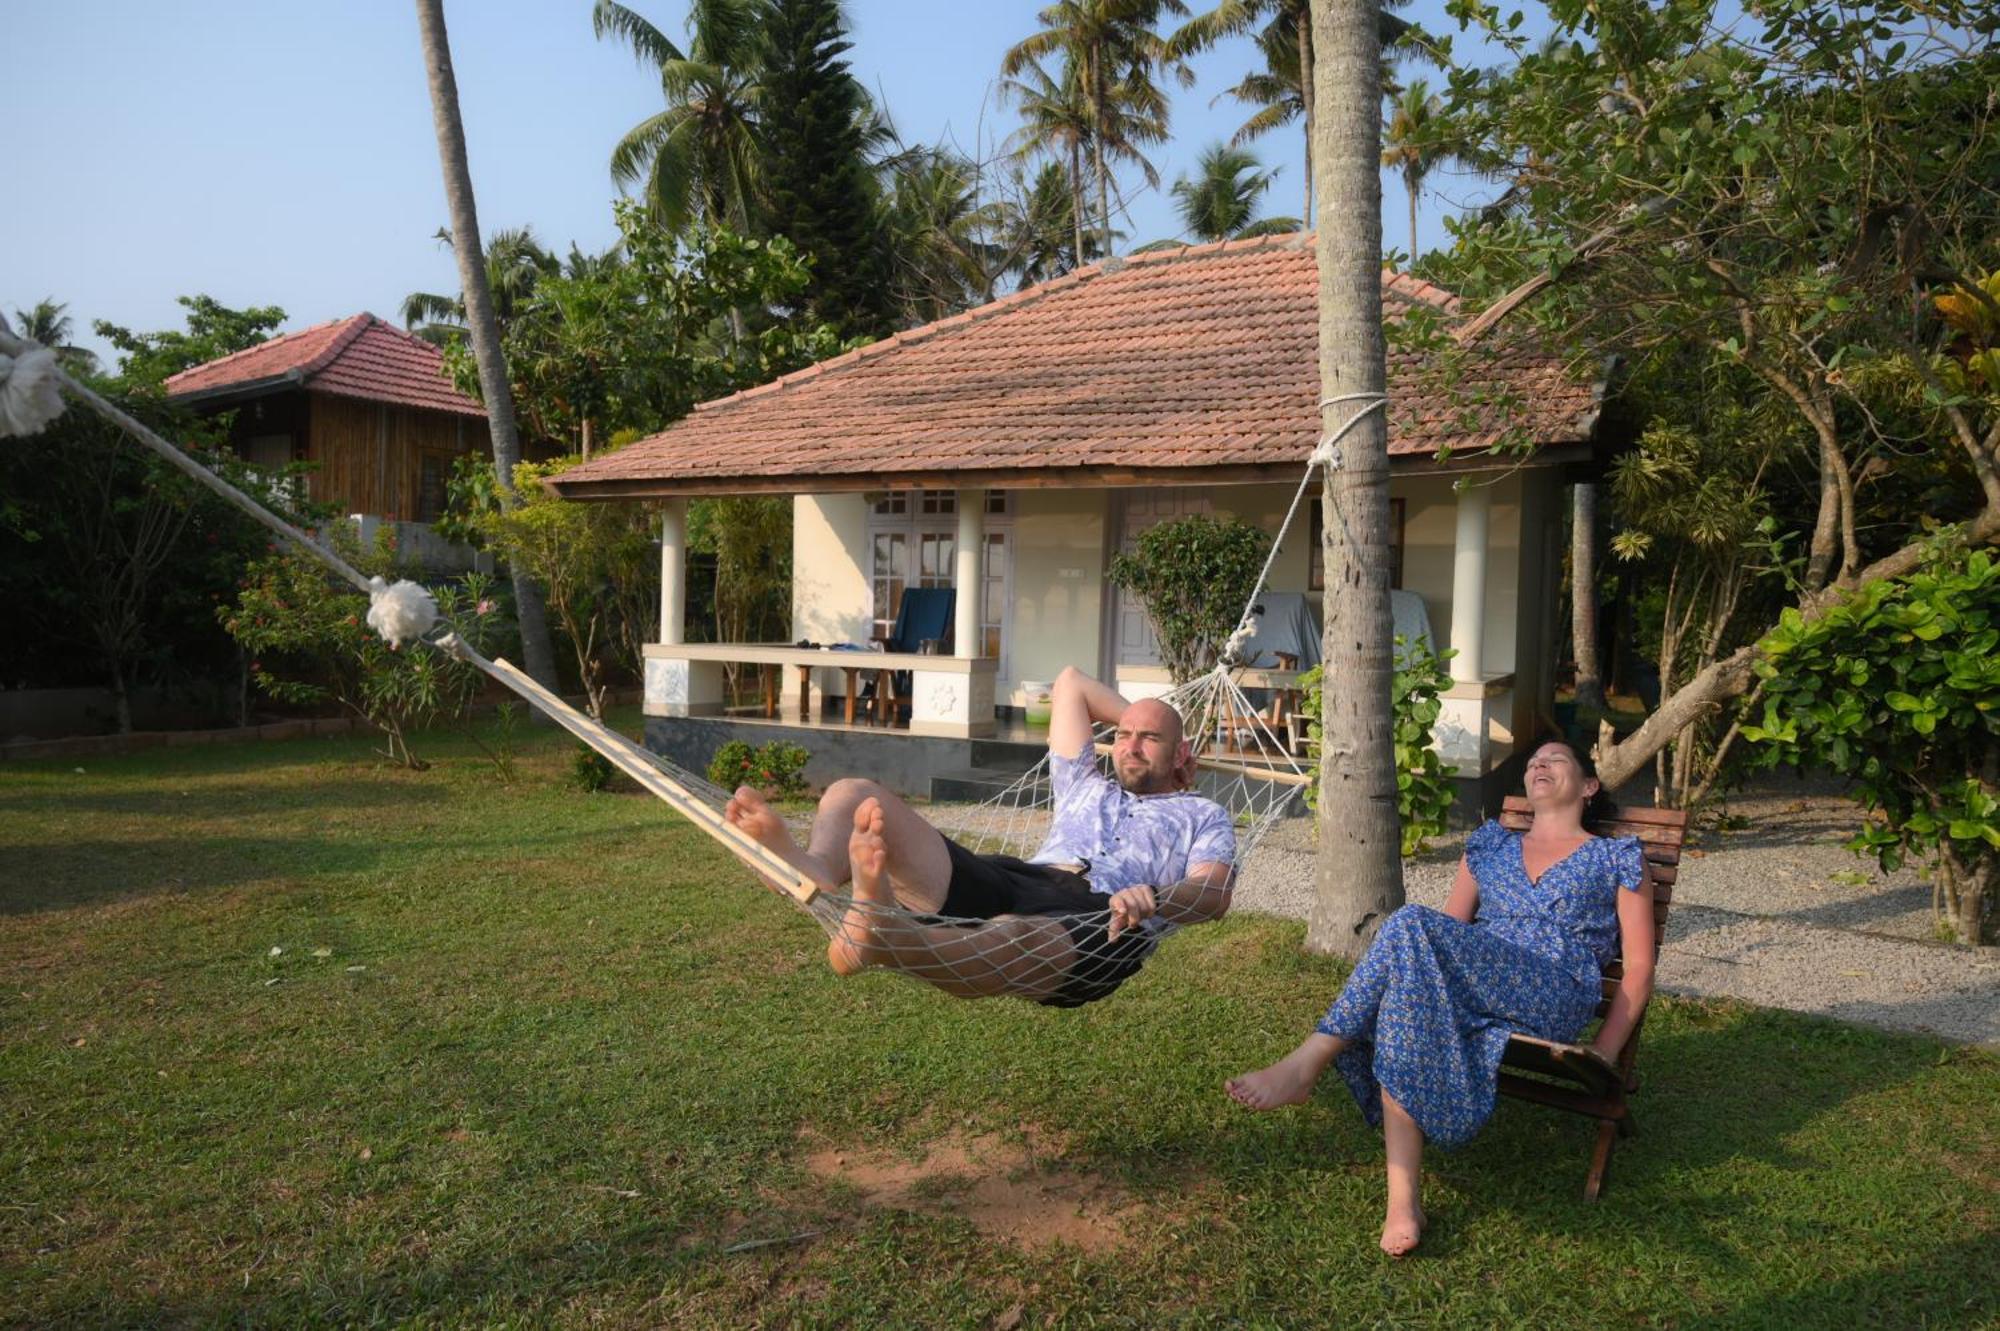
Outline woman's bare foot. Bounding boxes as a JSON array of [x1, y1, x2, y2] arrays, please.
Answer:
[[1380, 1202, 1425, 1258], [1225, 1038, 1337, 1110], [828, 798, 895, 976]]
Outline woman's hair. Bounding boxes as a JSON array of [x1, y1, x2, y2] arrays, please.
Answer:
[[1526, 734, 1618, 829]]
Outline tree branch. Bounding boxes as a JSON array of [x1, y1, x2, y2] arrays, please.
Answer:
[[1594, 504, 2000, 790]]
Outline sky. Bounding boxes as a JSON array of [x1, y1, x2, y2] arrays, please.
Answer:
[[4, 1, 1501, 369]]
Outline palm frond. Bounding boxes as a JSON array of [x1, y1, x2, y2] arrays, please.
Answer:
[[591, 0, 684, 68]]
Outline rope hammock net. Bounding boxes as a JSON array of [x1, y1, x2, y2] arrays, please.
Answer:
[[0, 315, 1364, 1004]]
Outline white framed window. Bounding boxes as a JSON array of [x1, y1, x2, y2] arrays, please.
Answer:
[[866, 489, 1012, 659], [870, 530, 909, 642]]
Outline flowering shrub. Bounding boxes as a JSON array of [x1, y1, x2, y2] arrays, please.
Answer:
[[707, 739, 812, 800], [220, 527, 508, 769]]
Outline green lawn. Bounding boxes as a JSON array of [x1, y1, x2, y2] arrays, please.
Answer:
[[2, 722, 1995, 1329]]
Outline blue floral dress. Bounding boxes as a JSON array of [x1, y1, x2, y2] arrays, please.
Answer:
[[1316, 820, 1647, 1148]]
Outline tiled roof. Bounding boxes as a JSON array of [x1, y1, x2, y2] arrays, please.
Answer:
[[163, 313, 486, 418], [551, 233, 1601, 498]]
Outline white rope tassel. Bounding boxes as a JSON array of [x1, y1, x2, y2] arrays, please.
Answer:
[[367, 577, 439, 649], [1221, 616, 1259, 667], [0, 345, 67, 438]]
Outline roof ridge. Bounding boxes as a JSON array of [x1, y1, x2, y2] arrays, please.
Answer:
[[1117, 229, 1310, 270], [293, 313, 379, 381], [161, 312, 361, 387]]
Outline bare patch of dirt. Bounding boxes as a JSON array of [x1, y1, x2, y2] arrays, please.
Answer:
[[803, 1130, 1139, 1254]]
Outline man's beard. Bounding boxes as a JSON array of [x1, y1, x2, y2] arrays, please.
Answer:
[[1118, 765, 1172, 795]]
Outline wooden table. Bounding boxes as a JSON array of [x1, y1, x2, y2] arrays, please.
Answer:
[[641, 643, 998, 737]]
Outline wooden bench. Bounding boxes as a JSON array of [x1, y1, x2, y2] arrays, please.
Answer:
[[1493, 795, 1686, 1201]]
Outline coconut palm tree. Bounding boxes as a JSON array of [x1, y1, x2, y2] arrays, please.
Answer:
[[11, 298, 98, 373], [593, 0, 764, 235], [402, 226, 562, 343], [1381, 79, 1440, 263], [880, 147, 1013, 321], [1173, 0, 1432, 224], [1171, 142, 1288, 240], [414, 0, 560, 692], [1000, 56, 1096, 265], [1001, 1, 1191, 258], [1305, 0, 1401, 957]]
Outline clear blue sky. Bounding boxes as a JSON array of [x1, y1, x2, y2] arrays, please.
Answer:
[[5, 1, 1497, 368]]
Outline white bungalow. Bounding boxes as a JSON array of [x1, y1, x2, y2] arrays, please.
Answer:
[[550, 234, 1611, 808]]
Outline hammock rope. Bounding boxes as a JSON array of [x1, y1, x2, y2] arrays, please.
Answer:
[[0, 317, 1354, 1004]]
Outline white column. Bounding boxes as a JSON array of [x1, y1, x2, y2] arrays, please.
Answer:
[[658, 498, 688, 646], [954, 488, 985, 657], [1449, 482, 1489, 683]]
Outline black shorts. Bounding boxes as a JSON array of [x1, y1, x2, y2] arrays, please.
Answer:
[[938, 838, 1158, 1009]]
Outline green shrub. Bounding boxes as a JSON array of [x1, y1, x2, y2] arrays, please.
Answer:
[[221, 529, 507, 770], [1740, 543, 1999, 943], [570, 746, 615, 794], [1107, 515, 1271, 683], [1298, 636, 1458, 856], [707, 739, 812, 800]]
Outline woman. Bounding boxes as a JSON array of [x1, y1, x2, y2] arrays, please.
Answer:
[[1225, 739, 1655, 1256]]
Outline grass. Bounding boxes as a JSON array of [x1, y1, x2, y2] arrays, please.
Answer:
[[2, 718, 1996, 1329]]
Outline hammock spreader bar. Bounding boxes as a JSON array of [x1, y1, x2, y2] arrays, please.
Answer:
[[438, 634, 820, 906]]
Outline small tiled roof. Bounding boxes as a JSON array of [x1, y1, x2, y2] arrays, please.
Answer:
[[551, 233, 1602, 499], [164, 313, 486, 418]]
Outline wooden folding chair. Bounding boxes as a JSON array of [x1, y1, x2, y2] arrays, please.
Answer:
[[1493, 795, 1686, 1201]]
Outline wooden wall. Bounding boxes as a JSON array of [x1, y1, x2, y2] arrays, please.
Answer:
[[306, 393, 477, 522]]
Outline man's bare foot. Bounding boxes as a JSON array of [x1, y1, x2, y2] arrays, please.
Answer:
[[1225, 1045, 1327, 1110], [828, 798, 895, 976], [724, 785, 793, 854], [725, 785, 834, 894], [1380, 1202, 1425, 1258]]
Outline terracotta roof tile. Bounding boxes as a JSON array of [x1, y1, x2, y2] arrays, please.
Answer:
[[164, 314, 485, 418], [554, 234, 1599, 495]]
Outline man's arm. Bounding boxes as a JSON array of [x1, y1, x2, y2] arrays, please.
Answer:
[[1049, 665, 1128, 759], [1106, 860, 1235, 939]]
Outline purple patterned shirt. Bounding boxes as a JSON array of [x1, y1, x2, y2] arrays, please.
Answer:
[[1029, 745, 1237, 912]]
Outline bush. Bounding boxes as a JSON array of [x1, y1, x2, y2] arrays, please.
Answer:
[[1740, 543, 1999, 943], [570, 746, 615, 794], [707, 739, 812, 800], [221, 527, 508, 769], [1106, 515, 1271, 683], [1298, 637, 1458, 856]]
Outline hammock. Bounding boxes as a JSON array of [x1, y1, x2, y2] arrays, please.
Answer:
[[0, 316, 1374, 1005]]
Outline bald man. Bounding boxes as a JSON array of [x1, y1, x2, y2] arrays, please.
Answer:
[[724, 666, 1237, 1007]]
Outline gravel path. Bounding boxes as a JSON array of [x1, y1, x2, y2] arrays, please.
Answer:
[[1230, 773, 2000, 1049]]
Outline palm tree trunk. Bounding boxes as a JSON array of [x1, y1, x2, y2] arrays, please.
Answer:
[[414, 0, 560, 692], [1072, 141, 1088, 263], [1091, 50, 1112, 257], [1407, 173, 1419, 264], [1305, 0, 1402, 960], [1571, 481, 1606, 712], [1298, 6, 1315, 226]]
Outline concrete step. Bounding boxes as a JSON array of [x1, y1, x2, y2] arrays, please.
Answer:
[[929, 764, 1050, 804], [968, 736, 1049, 768]]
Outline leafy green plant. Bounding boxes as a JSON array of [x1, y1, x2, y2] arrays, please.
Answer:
[[570, 746, 615, 794], [707, 739, 812, 800], [221, 529, 507, 769], [1740, 544, 1999, 944], [468, 456, 659, 721], [1298, 637, 1458, 856], [1106, 515, 1271, 684]]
